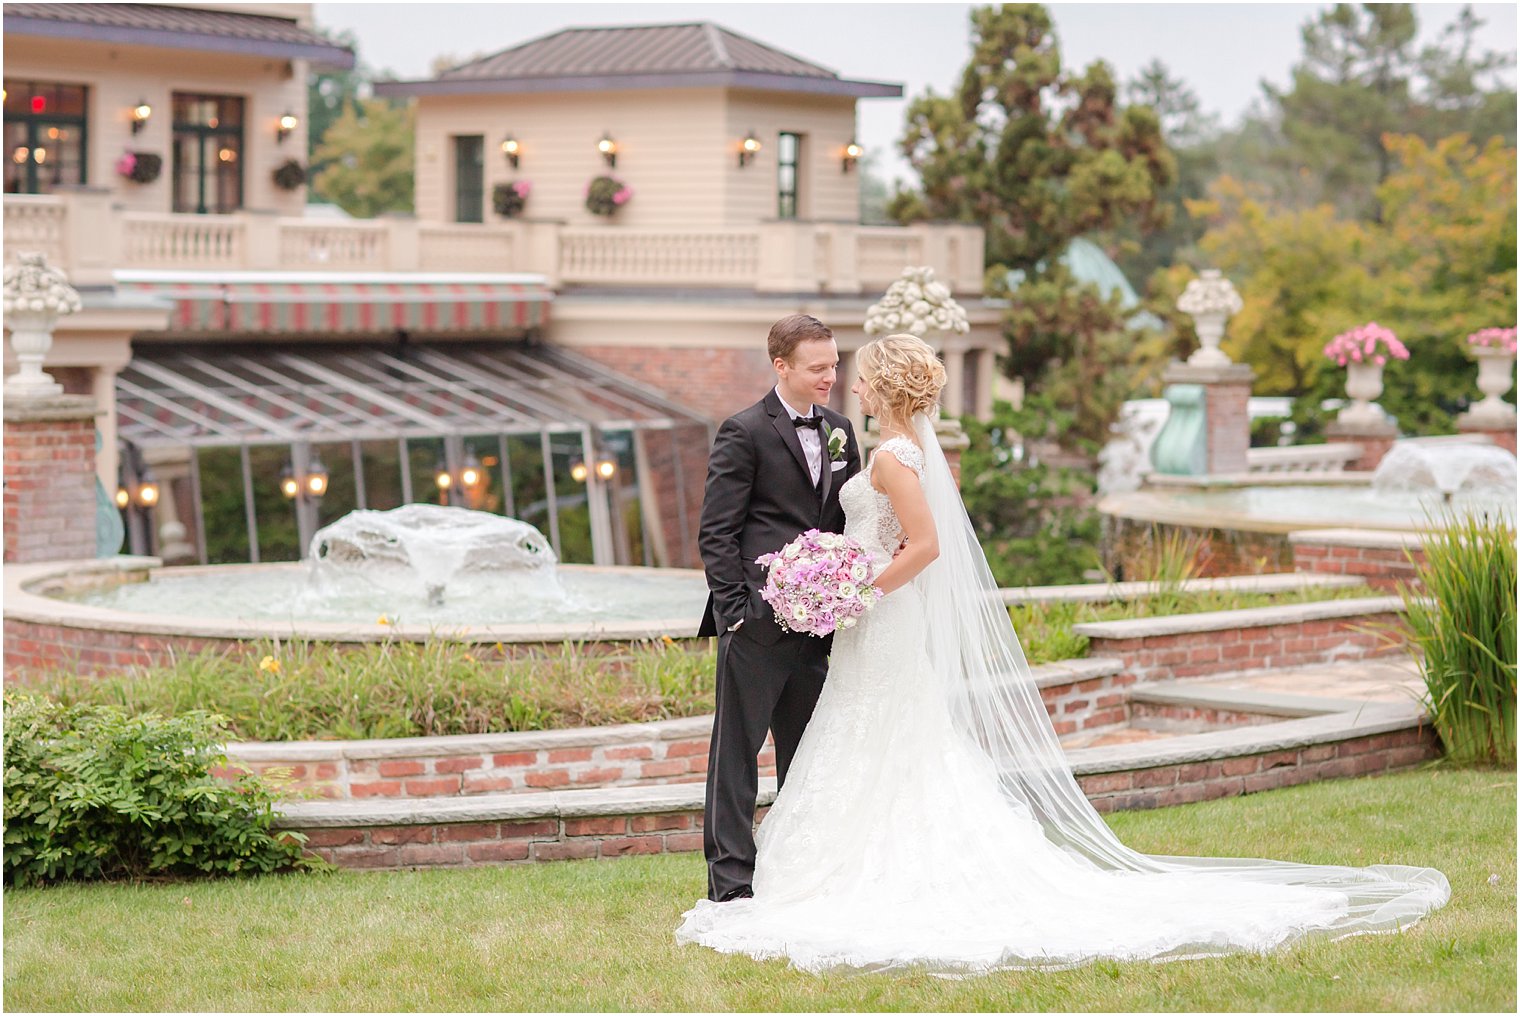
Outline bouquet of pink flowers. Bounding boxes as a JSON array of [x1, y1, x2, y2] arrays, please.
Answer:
[[756, 529, 882, 637], [1323, 322, 1410, 366], [1467, 327, 1517, 354]]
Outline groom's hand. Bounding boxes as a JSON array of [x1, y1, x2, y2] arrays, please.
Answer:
[[893, 536, 908, 559]]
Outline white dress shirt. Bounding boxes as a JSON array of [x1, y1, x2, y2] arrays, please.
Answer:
[[775, 386, 822, 485]]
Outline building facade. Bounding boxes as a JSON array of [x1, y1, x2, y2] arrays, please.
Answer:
[[3, 8, 1001, 570]]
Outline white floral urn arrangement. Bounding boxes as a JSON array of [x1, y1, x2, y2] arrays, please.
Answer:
[[1176, 269, 1243, 367], [863, 266, 970, 338], [1461, 327, 1517, 428], [3, 252, 83, 399], [1323, 322, 1408, 428]]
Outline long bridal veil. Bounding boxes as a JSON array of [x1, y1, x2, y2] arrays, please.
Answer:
[[909, 411, 1449, 949]]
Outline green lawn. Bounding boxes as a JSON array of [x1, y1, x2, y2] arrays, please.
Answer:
[[5, 766, 1512, 1012]]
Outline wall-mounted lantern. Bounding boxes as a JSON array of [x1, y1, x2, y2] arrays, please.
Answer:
[[501, 135, 520, 169], [277, 111, 299, 144], [739, 131, 761, 168], [842, 140, 862, 174], [131, 100, 152, 135], [597, 132, 618, 168]]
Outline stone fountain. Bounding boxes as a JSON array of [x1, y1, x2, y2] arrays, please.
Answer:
[[1371, 441, 1518, 505], [305, 503, 562, 611]]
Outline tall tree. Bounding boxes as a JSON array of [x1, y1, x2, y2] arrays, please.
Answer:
[[1113, 60, 1220, 283], [889, 4, 1175, 449], [310, 99, 414, 219], [1247, 3, 1515, 220]]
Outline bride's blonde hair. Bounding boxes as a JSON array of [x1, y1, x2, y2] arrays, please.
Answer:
[[857, 334, 947, 422]]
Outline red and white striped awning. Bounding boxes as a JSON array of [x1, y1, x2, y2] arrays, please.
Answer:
[[115, 271, 551, 336]]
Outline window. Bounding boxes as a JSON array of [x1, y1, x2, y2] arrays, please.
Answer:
[[3, 80, 88, 194], [172, 93, 244, 214], [777, 131, 801, 220], [454, 135, 484, 223]]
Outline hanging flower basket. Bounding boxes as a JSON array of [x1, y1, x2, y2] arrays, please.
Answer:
[[585, 175, 632, 217], [492, 180, 532, 218], [115, 151, 162, 185], [272, 159, 307, 191]]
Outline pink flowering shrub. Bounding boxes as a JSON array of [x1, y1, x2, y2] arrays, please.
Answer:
[[1467, 327, 1517, 354], [756, 529, 881, 637], [1324, 322, 1410, 367]]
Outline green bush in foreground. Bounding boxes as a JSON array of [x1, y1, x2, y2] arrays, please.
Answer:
[[1399, 511, 1517, 766], [2, 692, 315, 887]]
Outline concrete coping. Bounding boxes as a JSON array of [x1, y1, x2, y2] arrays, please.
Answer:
[[1127, 678, 1421, 719], [1070, 595, 1405, 641], [274, 779, 777, 829], [227, 658, 1124, 762], [1066, 701, 1424, 776], [1142, 472, 1375, 489], [1288, 528, 1428, 551], [1001, 572, 1365, 606]]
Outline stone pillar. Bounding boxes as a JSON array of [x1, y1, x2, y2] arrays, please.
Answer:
[[3, 395, 102, 563], [941, 341, 967, 417], [935, 417, 971, 488], [973, 345, 996, 420], [1161, 362, 1255, 475], [142, 446, 196, 563]]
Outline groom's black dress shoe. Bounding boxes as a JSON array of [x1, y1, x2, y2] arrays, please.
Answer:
[[719, 886, 754, 902]]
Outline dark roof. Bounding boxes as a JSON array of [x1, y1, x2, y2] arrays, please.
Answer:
[[2, 3, 355, 68], [375, 22, 900, 100]]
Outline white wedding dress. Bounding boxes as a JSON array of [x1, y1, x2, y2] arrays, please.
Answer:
[[677, 422, 1449, 976]]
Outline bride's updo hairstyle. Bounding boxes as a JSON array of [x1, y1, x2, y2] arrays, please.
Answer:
[[857, 334, 947, 422]]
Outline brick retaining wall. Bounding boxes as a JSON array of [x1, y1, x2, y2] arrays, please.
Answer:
[[1077, 724, 1438, 813]]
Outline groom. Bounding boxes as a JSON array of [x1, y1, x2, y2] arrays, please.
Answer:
[[696, 313, 861, 902]]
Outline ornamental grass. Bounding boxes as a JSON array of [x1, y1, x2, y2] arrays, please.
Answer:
[[1398, 511, 1518, 766]]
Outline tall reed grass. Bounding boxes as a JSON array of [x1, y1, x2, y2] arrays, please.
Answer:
[[1398, 511, 1517, 766]]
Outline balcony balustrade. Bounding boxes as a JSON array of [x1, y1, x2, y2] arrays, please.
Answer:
[[3, 189, 984, 296]]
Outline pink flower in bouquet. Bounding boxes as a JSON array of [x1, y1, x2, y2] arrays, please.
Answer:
[[1468, 327, 1517, 354], [755, 529, 881, 637], [1323, 322, 1408, 367]]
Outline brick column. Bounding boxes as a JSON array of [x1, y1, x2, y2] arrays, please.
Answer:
[[3, 395, 102, 563], [1325, 421, 1399, 472], [1162, 362, 1255, 475]]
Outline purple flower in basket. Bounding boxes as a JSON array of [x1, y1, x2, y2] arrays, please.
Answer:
[[756, 529, 881, 638]]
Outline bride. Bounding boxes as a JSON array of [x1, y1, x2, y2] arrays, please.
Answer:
[[676, 334, 1449, 976]]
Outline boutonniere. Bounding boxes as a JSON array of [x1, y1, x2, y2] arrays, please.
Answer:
[[826, 426, 847, 462]]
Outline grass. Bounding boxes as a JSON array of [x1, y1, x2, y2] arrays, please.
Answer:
[[16, 584, 1371, 742], [4, 767, 1512, 1012]]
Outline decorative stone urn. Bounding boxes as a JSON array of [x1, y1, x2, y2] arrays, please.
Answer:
[[3, 252, 83, 399], [1465, 345, 1517, 428], [1337, 360, 1388, 428], [863, 265, 970, 338], [1176, 269, 1244, 367]]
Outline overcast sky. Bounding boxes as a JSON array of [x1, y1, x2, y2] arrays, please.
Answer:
[[312, 1, 1518, 186]]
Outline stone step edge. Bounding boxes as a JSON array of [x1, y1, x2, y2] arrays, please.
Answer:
[[1071, 595, 1405, 641], [1127, 680, 1385, 719], [1001, 572, 1365, 605], [271, 703, 1427, 830], [227, 657, 1127, 763]]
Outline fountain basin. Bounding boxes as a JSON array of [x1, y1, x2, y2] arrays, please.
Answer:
[[3, 557, 709, 677]]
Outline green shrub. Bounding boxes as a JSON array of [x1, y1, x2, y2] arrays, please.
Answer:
[[1398, 511, 1517, 766], [2, 692, 315, 886]]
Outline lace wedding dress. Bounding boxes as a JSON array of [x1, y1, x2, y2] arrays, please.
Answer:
[[676, 423, 1449, 976]]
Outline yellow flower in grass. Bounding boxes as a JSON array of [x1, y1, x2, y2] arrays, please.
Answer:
[[377, 615, 391, 626], [462, 653, 476, 664], [258, 655, 281, 674]]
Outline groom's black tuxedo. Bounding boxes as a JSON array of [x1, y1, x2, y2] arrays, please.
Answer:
[[697, 388, 861, 901]]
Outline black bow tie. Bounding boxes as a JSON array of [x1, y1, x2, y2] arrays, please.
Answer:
[[792, 415, 822, 430]]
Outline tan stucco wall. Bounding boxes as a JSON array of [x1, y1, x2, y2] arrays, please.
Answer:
[[413, 86, 861, 226], [2, 34, 310, 215]]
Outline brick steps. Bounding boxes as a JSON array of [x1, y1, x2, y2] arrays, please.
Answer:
[[274, 684, 1437, 870]]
